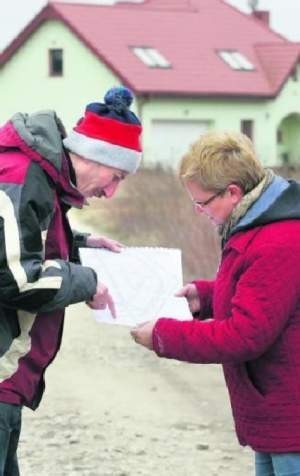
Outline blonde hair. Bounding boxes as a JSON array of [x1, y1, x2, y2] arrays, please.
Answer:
[[179, 130, 265, 193]]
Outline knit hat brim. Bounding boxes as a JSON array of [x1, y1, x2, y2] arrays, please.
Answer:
[[63, 130, 142, 174]]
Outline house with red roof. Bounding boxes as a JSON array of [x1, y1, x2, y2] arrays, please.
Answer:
[[1, 0, 300, 166]]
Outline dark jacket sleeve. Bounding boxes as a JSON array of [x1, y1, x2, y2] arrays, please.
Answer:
[[0, 163, 97, 313], [71, 230, 91, 263], [152, 243, 300, 364]]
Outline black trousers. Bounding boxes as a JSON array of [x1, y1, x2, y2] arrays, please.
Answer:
[[0, 402, 22, 476]]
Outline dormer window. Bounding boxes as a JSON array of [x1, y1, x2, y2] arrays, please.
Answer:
[[218, 50, 255, 71], [131, 47, 171, 68], [49, 49, 63, 76]]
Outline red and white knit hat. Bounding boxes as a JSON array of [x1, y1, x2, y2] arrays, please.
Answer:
[[63, 87, 142, 173]]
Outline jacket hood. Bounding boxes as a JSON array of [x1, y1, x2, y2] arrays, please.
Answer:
[[11, 110, 66, 172], [0, 111, 84, 208], [231, 175, 300, 237]]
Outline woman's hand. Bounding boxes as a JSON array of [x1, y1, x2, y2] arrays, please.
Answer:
[[175, 283, 201, 314], [130, 320, 157, 350]]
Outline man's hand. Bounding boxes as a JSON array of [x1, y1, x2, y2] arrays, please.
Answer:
[[87, 283, 116, 318], [86, 235, 124, 253], [175, 283, 201, 314], [130, 320, 157, 350]]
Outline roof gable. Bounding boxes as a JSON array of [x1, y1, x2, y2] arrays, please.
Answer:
[[1, 0, 300, 98], [255, 43, 300, 93]]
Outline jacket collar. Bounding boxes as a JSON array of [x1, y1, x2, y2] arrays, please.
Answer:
[[231, 176, 289, 234], [223, 227, 262, 254]]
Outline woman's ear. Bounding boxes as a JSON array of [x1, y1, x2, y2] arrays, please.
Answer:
[[227, 184, 244, 205]]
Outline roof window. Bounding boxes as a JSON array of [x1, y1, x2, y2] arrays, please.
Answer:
[[132, 47, 171, 68], [218, 50, 255, 71]]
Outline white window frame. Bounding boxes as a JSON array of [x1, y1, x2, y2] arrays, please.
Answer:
[[132, 47, 171, 68], [218, 50, 255, 71]]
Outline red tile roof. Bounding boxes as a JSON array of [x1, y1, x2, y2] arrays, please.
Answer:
[[1, 0, 300, 97]]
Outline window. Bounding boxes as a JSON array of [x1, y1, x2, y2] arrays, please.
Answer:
[[218, 50, 255, 71], [49, 49, 63, 76], [131, 47, 171, 68], [241, 120, 254, 141]]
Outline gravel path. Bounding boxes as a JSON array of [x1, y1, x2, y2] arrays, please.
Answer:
[[18, 303, 252, 476]]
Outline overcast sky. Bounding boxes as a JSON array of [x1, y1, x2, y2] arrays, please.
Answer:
[[1, 0, 300, 52]]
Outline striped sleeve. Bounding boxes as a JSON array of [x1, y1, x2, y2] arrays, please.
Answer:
[[0, 162, 97, 313]]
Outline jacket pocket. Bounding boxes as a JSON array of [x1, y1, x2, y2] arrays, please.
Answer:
[[243, 363, 266, 401]]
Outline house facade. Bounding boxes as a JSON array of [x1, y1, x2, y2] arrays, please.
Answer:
[[1, 0, 300, 167]]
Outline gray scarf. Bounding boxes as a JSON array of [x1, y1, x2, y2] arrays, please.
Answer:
[[219, 169, 274, 245]]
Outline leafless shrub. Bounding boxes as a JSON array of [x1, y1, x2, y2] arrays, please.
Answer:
[[273, 165, 300, 180]]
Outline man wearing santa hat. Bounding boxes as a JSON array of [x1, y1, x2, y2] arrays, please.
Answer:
[[0, 86, 142, 475]]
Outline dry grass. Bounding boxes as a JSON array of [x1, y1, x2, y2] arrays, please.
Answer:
[[73, 166, 221, 282]]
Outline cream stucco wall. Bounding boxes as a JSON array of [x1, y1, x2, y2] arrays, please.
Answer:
[[1, 20, 300, 167], [139, 67, 300, 167], [0, 20, 121, 128]]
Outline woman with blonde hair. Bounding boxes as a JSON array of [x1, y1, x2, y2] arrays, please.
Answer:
[[132, 130, 300, 476]]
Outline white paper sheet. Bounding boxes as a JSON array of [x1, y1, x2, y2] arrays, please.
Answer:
[[79, 247, 192, 326]]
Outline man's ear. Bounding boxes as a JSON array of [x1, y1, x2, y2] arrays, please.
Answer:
[[227, 184, 244, 205]]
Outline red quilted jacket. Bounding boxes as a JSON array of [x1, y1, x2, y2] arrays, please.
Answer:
[[153, 178, 300, 452]]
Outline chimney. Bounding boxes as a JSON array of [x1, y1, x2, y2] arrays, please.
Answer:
[[252, 10, 270, 26]]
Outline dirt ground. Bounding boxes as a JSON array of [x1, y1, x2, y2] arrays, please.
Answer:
[[18, 302, 252, 476]]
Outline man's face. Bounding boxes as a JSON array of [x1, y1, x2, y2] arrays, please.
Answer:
[[74, 156, 127, 199]]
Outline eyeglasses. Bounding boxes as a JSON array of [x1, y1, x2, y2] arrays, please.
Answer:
[[192, 190, 225, 209]]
